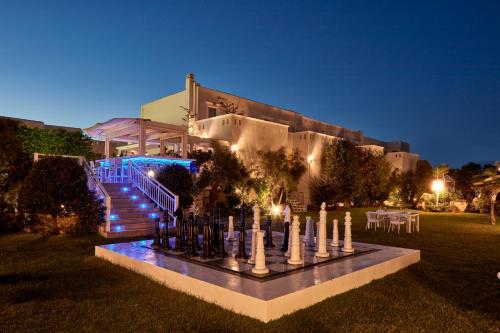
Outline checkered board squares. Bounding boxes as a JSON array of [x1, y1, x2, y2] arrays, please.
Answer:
[[144, 232, 378, 282]]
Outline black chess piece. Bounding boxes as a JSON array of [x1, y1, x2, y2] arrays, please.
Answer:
[[216, 224, 227, 257], [161, 214, 171, 250], [184, 213, 198, 256], [201, 213, 213, 258], [212, 204, 220, 249], [281, 221, 289, 252], [193, 216, 204, 251], [235, 204, 248, 260], [265, 215, 275, 248], [152, 217, 161, 249], [174, 214, 184, 251]]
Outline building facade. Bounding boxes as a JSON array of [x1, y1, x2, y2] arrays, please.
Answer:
[[139, 74, 419, 205]]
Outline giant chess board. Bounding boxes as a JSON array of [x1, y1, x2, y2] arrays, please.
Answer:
[[144, 232, 378, 281], [96, 231, 420, 322]]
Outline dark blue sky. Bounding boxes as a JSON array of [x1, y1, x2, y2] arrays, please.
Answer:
[[1, 0, 499, 167]]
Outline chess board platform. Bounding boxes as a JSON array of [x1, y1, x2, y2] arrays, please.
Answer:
[[95, 232, 420, 322], [142, 233, 378, 282]]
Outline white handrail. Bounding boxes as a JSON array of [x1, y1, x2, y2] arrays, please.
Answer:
[[129, 161, 179, 222], [82, 159, 112, 232]]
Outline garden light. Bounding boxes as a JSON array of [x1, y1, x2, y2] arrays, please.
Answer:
[[131, 195, 138, 200], [432, 179, 444, 205], [121, 187, 129, 192], [271, 205, 281, 216], [147, 170, 155, 178]]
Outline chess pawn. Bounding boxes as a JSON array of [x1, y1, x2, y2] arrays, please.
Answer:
[[248, 223, 258, 264], [288, 216, 304, 265], [342, 212, 354, 253], [304, 216, 315, 247], [253, 203, 261, 232], [251, 231, 269, 275], [201, 214, 214, 258], [330, 218, 340, 247], [216, 224, 226, 257], [226, 216, 236, 240], [285, 226, 292, 257], [152, 217, 161, 249], [315, 202, 329, 258], [265, 215, 275, 248]]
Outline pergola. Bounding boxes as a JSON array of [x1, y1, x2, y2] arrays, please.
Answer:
[[85, 118, 188, 158]]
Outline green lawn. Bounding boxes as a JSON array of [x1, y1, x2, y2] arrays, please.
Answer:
[[1, 209, 499, 332]]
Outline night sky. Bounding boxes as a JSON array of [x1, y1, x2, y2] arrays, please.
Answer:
[[1, 0, 499, 167]]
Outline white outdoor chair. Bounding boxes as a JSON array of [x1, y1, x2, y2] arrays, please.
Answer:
[[388, 213, 406, 234], [365, 212, 381, 231]]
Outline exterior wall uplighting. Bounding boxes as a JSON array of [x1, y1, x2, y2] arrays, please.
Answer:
[[432, 179, 444, 205], [230, 144, 238, 152]]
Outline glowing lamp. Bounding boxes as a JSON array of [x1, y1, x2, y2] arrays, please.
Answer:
[[131, 195, 138, 200], [271, 205, 281, 216], [431, 180, 444, 192], [147, 170, 155, 178], [121, 187, 129, 192], [307, 156, 313, 164], [230, 144, 238, 152], [110, 214, 118, 221]]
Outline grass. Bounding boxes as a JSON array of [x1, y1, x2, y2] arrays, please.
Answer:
[[1, 209, 499, 332]]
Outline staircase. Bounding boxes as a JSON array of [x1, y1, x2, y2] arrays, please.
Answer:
[[286, 193, 307, 212], [99, 183, 162, 238]]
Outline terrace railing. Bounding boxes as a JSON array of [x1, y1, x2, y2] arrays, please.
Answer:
[[128, 160, 179, 222]]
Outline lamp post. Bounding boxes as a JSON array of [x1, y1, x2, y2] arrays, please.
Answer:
[[432, 179, 444, 205]]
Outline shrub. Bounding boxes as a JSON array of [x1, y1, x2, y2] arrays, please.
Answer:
[[417, 191, 459, 212], [156, 164, 194, 209], [18, 157, 104, 235]]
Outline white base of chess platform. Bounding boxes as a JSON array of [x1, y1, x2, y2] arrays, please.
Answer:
[[95, 233, 420, 323]]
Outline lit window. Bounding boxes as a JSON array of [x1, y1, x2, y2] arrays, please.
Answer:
[[208, 107, 216, 118]]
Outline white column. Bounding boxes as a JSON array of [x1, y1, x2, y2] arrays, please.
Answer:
[[330, 219, 340, 247], [138, 119, 146, 156], [287, 215, 303, 265], [342, 212, 354, 253], [181, 132, 188, 158], [226, 216, 235, 240], [315, 202, 329, 258], [248, 223, 258, 264], [251, 231, 269, 275], [104, 137, 111, 158]]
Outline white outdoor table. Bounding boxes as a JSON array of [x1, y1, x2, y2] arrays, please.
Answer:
[[375, 211, 419, 234]]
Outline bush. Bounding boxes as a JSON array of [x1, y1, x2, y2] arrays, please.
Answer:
[[18, 157, 104, 235], [417, 192, 459, 212], [156, 164, 194, 209]]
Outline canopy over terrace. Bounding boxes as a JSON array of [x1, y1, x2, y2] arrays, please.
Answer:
[[85, 118, 188, 158]]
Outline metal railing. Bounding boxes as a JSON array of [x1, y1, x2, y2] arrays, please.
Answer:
[[82, 160, 112, 232], [129, 160, 179, 222]]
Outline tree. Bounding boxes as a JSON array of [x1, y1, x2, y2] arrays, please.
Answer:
[[358, 151, 392, 206], [196, 144, 249, 209], [156, 164, 194, 209], [216, 96, 241, 114], [473, 166, 499, 225], [18, 157, 104, 234], [449, 162, 482, 202], [0, 119, 32, 201], [188, 149, 213, 168], [17, 126, 94, 160], [254, 148, 306, 205], [414, 160, 433, 203], [312, 140, 363, 208]]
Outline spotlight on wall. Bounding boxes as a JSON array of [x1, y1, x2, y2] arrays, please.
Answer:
[[307, 156, 313, 164], [230, 144, 238, 152]]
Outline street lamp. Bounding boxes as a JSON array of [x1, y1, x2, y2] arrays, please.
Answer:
[[432, 179, 444, 205], [230, 144, 238, 152]]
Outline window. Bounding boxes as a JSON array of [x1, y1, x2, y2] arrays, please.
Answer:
[[222, 119, 225, 125], [208, 107, 216, 118], [238, 120, 241, 126]]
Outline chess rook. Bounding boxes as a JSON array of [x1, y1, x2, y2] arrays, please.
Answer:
[[226, 215, 236, 240], [201, 214, 214, 258], [330, 218, 340, 247], [315, 202, 329, 258], [174, 215, 184, 251], [184, 213, 197, 256], [152, 217, 161, 249], [248, 223, 258, 264], [251, 231, 269, 275], [288, 215, 304, 265], [342, 212, 354, 253], [216, 224, 226, 257]]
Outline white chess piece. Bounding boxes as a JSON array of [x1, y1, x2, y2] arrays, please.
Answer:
[[253, 203, 261, 232], [284, 204, 291, 222], [304, 216, 315, 247], [342, 212, 354, 253], [330, 218, 340, 247], [226, 215, 235, 240], [252, 231, 269, 274], [315, 202, 329, 258], [288, 215, 303, 265], [248, 223, 258, 264]]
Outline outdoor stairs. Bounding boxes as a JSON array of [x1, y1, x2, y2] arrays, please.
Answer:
[[286, 194, 307, 212], [100, 183, 162, 238]]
